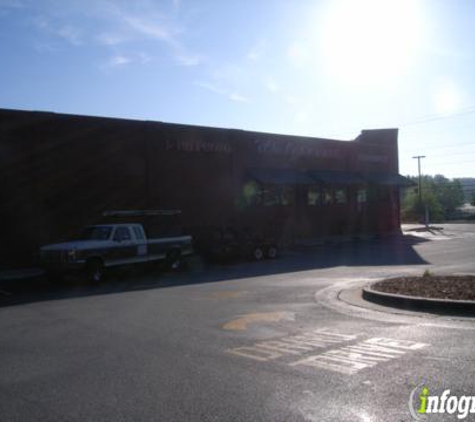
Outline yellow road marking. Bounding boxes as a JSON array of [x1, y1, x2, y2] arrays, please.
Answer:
[[209, 291, 247, 300], [223, 311, 294, 331]]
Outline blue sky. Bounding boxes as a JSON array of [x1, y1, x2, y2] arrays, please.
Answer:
[[1, 0, 475, 178]]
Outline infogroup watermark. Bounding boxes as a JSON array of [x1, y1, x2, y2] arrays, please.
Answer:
[[409, 384, 475, 420]]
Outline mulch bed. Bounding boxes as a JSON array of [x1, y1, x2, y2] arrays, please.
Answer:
[[372, 275, 475, 301]]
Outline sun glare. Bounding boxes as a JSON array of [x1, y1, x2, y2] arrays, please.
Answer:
[[319, 0, 423, 87], [434, 78, 462, 115]]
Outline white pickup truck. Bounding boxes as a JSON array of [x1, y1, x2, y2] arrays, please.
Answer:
[[39, 212, 193, 282]]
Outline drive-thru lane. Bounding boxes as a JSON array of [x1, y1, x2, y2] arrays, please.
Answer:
[[1, 224, 474, 421]]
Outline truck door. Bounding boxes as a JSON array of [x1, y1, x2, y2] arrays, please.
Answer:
[[111, 226, 137, 261], [132, 225, 148, 257]]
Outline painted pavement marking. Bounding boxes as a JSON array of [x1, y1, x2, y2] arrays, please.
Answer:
[[222, 311, 295, 331], [291, 337, 427, 375], [209, 291, 247, 300], [227, 328, 428, 375], [227, 328, 359, 361]]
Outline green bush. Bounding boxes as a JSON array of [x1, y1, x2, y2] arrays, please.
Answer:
[[422, 269, 433, 278]]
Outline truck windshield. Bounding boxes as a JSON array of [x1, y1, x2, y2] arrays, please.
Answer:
[[79, 226, 113, 240]]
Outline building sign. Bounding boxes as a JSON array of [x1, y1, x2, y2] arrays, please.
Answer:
[[254, 138, 342, 160], [166, 139, 232, 154]]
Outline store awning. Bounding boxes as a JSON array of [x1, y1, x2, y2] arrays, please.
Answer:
[[308, 170, 365, 185], [360, 173, 415, 187], [247, 168, 315, 185], [247, 168, 414, 187]]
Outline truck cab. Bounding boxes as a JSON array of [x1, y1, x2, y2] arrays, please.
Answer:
[[40, 211, 193, 282]]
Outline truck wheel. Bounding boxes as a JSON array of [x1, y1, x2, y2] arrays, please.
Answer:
[[86, 259, 105, 283], [252, 246, 264, 261], [266, 245, 278, 259], [166, 250, 182, 271]]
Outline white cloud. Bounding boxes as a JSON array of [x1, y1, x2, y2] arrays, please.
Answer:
[[31, 15, 83, 46], [196, 81, 249, 103], [101, 51, 152, 71], [247, 39, 266, 61], [57, 25, 83, 45], [96, 32, 128, 46], [229, 92, 249, 103], [121, 15, 175, 43], [137, 51, 152, 64], [175, 52, 201, 66], [27, 2, 201, 66], [195, 81, 225, 95], [33, 42, 58, 54], [31, 15, 49, 30], [109, 55, 131, 67], [109, 7, 201, 67]]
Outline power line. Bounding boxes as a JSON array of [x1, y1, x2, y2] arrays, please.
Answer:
[[413, 150, 475, 159], [400, 107, 475, 128], [402, 141, 475, 153], [425, 159, 475, 165], [321, 106, 475, 138]]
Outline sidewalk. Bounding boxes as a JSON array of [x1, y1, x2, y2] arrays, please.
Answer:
[[0, 268, 44, 282]]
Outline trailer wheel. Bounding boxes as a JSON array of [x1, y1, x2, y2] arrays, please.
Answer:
[[166, 250, 182, 271], [86, 258, 105, 283], [252, 246, 264, 261], [266, 245, 278, 259]]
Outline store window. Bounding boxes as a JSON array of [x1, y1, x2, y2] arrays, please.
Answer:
[[241, 182, 295, 206], [357, 188, 367, 203], [322, 188, 333, 205], [263, 186, 295, 206], [307, 186, 321, 206], [263, 187, 280, 206], [241, 181, 262, 205], [335, 188, 348, 204], [280, 186, 295, 206]]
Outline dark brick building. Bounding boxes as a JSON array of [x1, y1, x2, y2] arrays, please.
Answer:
[[0, 108, 410, 269]]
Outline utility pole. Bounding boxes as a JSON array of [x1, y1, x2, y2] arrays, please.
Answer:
[[412, 155, 427, 226], [412, 155, 425, 203]]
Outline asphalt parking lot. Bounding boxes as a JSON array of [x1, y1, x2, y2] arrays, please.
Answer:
[[1, 224, 474, 421]]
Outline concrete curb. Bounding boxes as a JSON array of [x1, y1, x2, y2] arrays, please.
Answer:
[[362, 284, 475, 316]]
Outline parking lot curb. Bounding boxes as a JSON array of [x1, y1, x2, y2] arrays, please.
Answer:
[[362, 284, 475, 316]]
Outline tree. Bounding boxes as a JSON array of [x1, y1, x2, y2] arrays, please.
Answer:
[[431, 175, 464, 217], [401, 175, 464, 222]]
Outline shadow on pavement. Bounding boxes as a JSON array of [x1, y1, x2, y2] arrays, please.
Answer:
[[0, 234, 430, 308]]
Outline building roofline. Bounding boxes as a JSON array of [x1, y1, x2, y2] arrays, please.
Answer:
[[0, 107, 398, 144]]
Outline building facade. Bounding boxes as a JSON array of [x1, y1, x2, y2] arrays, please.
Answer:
[[0, 108, 410, 269]]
